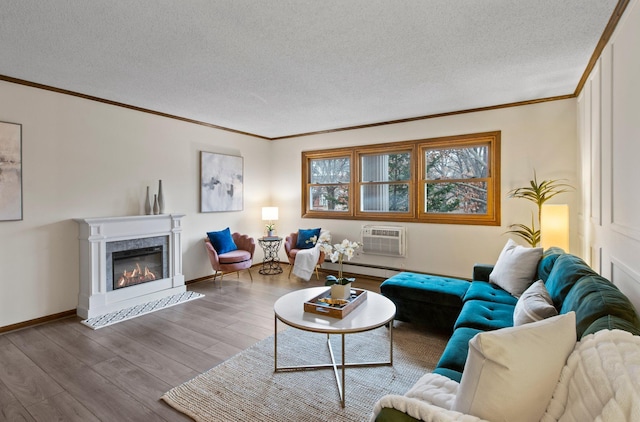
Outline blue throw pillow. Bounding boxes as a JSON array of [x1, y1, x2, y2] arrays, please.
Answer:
[[295, 228, 321, 249], [207, 227, 238, 255]]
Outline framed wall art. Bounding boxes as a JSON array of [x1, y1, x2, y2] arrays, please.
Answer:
[[0, 121, 22, 221], [200, 151, 244, 212]]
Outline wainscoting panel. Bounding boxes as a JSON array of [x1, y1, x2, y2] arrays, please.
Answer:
[[611, 257, 640, 313], [611, 0, 640, 238], [589, 61, 602, 227]]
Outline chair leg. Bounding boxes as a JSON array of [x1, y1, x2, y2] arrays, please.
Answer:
[[314, 264, 321, 280], [246, 268, 253, 282], [288, 264, 293, 279]]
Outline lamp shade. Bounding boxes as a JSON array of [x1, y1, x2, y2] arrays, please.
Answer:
[[261, 207, 278, 221], [540, 204, 569, 252]]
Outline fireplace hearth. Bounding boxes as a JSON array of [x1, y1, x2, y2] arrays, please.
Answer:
[[75, 214, 185, 319]]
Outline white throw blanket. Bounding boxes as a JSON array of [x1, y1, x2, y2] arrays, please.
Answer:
[[292, 245, 321, 281], [541, 329, 640, 422], [371, 329, 640, 422]]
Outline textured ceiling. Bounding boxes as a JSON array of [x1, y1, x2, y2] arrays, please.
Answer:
[[0, 1, 619, 139]]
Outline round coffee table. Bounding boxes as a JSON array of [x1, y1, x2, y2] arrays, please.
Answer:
[[273, 287, 396, 407]]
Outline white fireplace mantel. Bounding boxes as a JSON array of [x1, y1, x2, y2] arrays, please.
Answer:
[[75, 214, 185, 319]]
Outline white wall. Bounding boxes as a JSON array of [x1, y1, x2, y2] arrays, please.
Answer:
[[577, 0, 640, 312], [271, 99, 578, 279], [0, 81, 272, 327]]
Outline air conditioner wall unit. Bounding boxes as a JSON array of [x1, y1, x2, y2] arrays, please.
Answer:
[[361, 225, 406, 257]]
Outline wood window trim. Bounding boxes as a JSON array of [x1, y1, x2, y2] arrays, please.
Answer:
[[301, 131, 500, 225], [418, 132, 501, 226]]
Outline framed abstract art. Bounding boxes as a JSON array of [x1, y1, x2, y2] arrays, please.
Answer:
[[0, 121, 22, 221], [200, 151, 243, 212]]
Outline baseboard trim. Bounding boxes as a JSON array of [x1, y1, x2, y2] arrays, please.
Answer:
[[0, 310, 77, 334]]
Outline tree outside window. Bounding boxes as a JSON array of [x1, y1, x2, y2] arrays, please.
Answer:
[[309, 156, 350, 211], [424, 146, 488, 214]]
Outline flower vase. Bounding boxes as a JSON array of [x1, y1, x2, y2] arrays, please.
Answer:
[[157, 179, 165, 214], [153, 194, 159, 215], [330, 283, 352, 300], [144, 186, 152, 215], [268, 230, 275, 237]]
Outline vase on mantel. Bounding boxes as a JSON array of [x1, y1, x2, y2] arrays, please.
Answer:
[[157, 179, 165, 214], [144, 186, 152, 215], [330, 283, 352, 300], [153, 194, 159, 215]]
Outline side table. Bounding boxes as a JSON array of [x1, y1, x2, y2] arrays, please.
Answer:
[[258, 236, 283, 275]]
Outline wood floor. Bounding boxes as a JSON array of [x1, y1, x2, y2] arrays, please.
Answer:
[[0, 267, 383, 421]]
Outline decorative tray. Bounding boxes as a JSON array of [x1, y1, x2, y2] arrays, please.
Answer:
[[303, 288, 367, 319]]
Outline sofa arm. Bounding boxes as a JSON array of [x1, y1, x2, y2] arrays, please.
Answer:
[[372, 395, 489, 422], [473, 264, 494, 282]]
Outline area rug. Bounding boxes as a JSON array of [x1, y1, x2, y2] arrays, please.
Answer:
[[81, 291, 204, 329], [162, 322, 448, 421]]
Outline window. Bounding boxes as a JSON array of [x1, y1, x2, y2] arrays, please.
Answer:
[[301, 131, 500, 225], [356, 148, 414, 218], [306, 152, 351, 212], [418, 133, 499, 225]]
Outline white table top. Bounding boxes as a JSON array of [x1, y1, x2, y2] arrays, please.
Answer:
[[274, 287, 396, 334]]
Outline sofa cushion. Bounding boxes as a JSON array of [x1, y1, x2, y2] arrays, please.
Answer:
[[380, 273, 470, 332], [582, 315, 640, 337], [454, 300, 515, 331], [452, 312, 576, 422], [513, 280, 558, 326], [463, 281, 518, 306], [560, 275, 640, 338], [489, 239, 542, 297], [434, 327, 482, 383], [544, 254, 597, 309], [536, 248, 564, 282]]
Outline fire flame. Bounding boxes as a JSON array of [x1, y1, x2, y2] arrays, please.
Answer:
[[117, 263, 156, 288]]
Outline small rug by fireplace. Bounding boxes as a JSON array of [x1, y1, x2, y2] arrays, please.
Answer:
[[162, 322, 448, 421], [81, 291, 204, 330]]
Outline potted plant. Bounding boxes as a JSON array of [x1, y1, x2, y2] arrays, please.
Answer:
[[507, 171, 573, 247], [313, 233, 362, 299], [265, 223, 276, 237]]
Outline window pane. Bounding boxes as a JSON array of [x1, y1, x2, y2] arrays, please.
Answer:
[[360, 184, 409, 212], [310, 185, 349, 211], [425, 146, 488, 180], [361, 153, 410, 182], [424, 181, 488, 214], [310, 158, 350, 184]]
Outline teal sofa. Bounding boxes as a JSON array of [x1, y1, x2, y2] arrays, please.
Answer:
[[376, 249, 640, 421]]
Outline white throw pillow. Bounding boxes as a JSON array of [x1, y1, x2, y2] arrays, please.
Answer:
[[452, 312, 576, 422], [489, 238, 543, 297], [513, 280, 558, 326]]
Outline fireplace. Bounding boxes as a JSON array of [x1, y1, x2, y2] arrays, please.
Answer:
[[112, 246, 163, 290], [75, 214, 185, 319]]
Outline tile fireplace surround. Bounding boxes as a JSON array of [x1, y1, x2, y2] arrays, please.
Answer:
[[75, 214, 185, 319]]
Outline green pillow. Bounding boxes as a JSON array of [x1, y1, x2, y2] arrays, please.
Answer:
[[207, 227, 238, 255]]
